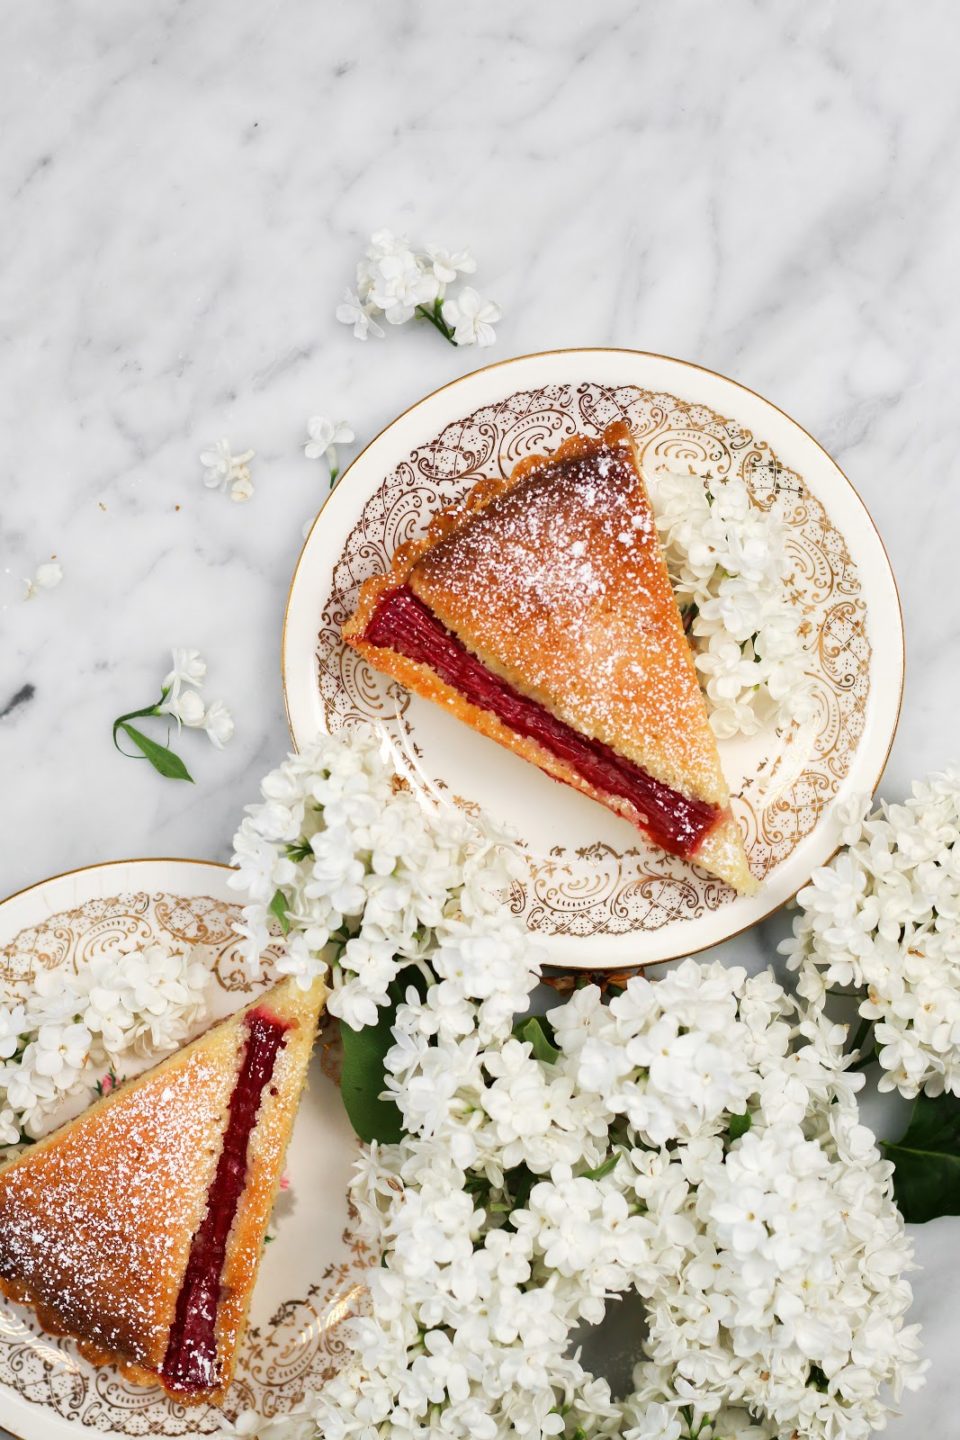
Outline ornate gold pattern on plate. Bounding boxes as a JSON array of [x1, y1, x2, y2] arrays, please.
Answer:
[[0, 893, 252, 993], [0, 894, 369, 1436], [316, 381, 870, 936]]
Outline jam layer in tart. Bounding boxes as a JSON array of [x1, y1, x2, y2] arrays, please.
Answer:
[[364, 585, 721, 859], [161, 1009, 292, 1395]]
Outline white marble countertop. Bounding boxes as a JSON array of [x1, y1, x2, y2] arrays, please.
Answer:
[[1, 3, 958, 1433]]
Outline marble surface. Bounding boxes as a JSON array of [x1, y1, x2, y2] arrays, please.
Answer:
[[1, 2, 959, 1433]]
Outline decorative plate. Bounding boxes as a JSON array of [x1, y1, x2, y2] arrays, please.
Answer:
[[283, 349, 903, 969], [0, 859, 366, 1440]]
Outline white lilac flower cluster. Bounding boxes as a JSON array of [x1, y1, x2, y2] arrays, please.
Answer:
[[783, 772, 960, 1100], [336, 230, 501, 347], [243, 965, 922, 1440], [229, 729, 923, 1440], [649, 467, 814, 740], [0, 937, 212, 1146], [229, 727, 534, 1034]]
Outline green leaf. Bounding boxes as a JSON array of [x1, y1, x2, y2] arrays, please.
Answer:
[[582, 1152, 620, 1181], [398, 964, 430, 1005], [503, 1163, 537, 1213], [339, 1011, 404, 1145], [118, 722, 194, 782], [268, 888, 291, 935], [337, 965, 429, 1146], [513, 1015, 560, 1065], [726, 1110, 753, 1142], [883, 1091, 960, 1223]]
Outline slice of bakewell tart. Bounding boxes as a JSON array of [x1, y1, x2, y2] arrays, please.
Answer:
[[343, 420, 757, 895], [0, 975, 326, 1405]]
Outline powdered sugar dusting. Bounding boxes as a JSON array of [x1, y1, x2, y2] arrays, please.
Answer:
[[0, 1041, 237, 1366], [409, 435, 729, 806]]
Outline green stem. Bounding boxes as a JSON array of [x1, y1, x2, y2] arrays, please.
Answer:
[[329, 465, 340, 489], [111, 700, 163, 755], [845, 1014, 877, 1072], [852, 1019, 875, 1054], [415, 298, 457, 345], [846, 1013, 877, 1072]]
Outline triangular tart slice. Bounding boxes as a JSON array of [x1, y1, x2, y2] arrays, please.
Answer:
[[343, 420, 756, 894], [0, 975, 326, 1404]]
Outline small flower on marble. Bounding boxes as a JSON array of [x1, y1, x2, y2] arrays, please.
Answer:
[[22, 557, 63, 601], [304, 415, 355, 486], [200, 438, 256, 502], [335, 289, 385, 341], [164, 648, 207, 692], [425, 243, 476, 285], [157, 686, 206, 729], [229, 472, 255, 503], [364, 231, 437, 324], [338, 230, 500, 348], [441, 286, 501, 348], [111, 648, 234, 782], [202, 698, 235, 749]]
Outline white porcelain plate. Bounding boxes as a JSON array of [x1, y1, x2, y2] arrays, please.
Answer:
[[0, 859, 367, 1440], [284, 350, 903, 969]]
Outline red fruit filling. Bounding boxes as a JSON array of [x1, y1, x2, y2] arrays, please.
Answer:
[[363, 585, 720, 858], [161, 1009, 292, 1394]]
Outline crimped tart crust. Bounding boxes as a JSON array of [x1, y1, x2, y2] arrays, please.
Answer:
[[0, 976, 327, 1405], [343, 422, 755, 895]]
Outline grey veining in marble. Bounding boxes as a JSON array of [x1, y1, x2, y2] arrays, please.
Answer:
[[2, 3, 959, 1434]]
